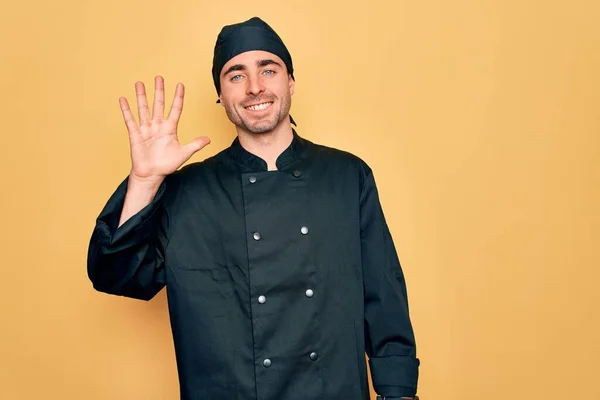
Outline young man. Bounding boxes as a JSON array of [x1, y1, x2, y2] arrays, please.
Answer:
[[88, 16, 420, 400]]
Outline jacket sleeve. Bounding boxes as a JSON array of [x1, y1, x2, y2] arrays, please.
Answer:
[[87, 173, 179, 301], [360, 169, 420, 397]]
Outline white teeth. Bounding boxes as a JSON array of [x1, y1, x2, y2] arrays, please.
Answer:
[[246, 102, 272, 111]]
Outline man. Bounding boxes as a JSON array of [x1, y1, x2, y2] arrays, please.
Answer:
[[88, 16, 420, 400]]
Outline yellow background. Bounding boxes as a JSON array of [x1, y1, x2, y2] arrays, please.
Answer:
[[1, 0, 599, 399]]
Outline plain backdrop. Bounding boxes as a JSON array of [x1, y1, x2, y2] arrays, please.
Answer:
[[1, 0, 599, 399]]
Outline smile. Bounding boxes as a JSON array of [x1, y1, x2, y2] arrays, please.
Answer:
[[245, 102, 273, 111]]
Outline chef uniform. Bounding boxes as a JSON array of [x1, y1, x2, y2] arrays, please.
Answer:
[[87, 16, 420, 400]]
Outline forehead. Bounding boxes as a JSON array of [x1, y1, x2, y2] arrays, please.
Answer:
[[220, 50, 286, 76]]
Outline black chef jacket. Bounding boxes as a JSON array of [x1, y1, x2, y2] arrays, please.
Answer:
[[87, 130, 420, 400]]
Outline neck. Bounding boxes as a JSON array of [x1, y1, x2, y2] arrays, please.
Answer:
[[237, 118, 294, 171]]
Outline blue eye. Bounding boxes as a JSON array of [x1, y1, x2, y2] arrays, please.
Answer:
[[264, 70, 275, 75], [231, 75, 243, 81]]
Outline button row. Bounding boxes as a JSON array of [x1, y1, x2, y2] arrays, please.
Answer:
[[248, 171, 302, 184], [253, 226, 309, 241], [256, 289, 314, 304], [262, 352, 318, 368]]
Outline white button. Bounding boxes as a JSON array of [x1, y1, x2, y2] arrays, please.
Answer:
[[253, 232, 261, 241], [301, 226, 309, 235], [249, 176, 257, 183], [258, 295, 266, 304], [305, 289, 314, 298], [263, 358, 272, 367]]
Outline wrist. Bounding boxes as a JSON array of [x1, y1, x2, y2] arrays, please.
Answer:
[[118, 174, 165, 227], [128, 173, 165, 189]]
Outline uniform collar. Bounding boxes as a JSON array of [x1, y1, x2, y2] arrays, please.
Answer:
[[227, 129, 308, 173]]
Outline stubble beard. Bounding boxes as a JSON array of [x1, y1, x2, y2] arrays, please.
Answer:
[[224, 93, 292, 134]]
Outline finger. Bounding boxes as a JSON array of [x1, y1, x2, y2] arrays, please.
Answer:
[[135, 81, 151, 124], [181, 136, 211, 161], [119, 97, 139, 135], [167, 83, 185, 122], [152, 75, 165, 120]]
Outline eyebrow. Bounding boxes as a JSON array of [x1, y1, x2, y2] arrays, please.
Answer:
[[222, 59, 283, 77]]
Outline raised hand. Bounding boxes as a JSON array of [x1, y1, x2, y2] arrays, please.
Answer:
[[119, 76, 210, 184]]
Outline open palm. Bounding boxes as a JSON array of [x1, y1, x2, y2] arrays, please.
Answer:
[[119, 76, 210, 181]]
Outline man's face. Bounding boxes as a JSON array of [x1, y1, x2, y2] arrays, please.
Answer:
[[219, 50, 295, 134]]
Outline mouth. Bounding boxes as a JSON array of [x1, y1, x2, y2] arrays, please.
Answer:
[[244, 102, 273, 112]]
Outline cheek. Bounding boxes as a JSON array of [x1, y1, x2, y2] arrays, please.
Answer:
[[268, 80, 292, 98], [221, 83, 245, 102]]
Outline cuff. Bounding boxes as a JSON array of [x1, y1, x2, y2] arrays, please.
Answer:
[[369, 356, 420, 396], [95, 176, 167, 247]]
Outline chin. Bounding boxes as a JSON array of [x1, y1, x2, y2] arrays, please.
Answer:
[[246, 123, 278, 134], [242, 117, 280, 134]]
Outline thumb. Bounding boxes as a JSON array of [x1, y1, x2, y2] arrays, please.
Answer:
[[181, 136, 211, 161]]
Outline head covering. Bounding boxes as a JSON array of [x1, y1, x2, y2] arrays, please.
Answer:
[[212, 17, 297, 126]]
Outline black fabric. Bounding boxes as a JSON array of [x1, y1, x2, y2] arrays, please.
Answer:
[[87, 132, 420, 399]]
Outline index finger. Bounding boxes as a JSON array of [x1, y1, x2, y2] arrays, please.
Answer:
[[167, 83, 185, 122]]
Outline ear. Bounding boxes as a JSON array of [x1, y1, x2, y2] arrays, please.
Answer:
[[288, 74, 295, 96]]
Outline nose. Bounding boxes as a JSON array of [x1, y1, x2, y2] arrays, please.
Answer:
[[246, 73, 265, 97]]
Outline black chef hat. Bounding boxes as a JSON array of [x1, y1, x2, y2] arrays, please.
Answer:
[[212, 17, 297, 126]]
